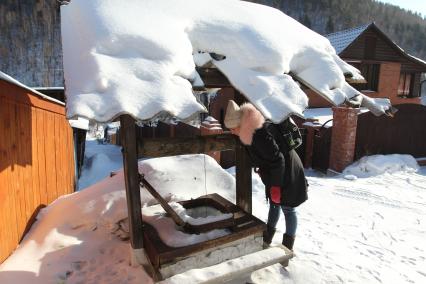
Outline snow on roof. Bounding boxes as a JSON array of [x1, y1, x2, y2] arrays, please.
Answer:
[[61, 0, 373, 123], [0, 71, 64, 106], [69, 117, 90, 130]]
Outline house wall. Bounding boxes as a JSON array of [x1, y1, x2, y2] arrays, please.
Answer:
[[0, 80, 75, 263], [307, 62, 421, 107], [361, 62, 421, 105]]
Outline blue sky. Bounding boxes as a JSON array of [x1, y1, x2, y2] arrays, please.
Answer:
[[377, 0, 426, 17]]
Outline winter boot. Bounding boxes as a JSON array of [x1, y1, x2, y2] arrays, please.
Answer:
[[263, 226, 276, 247], [282, 234, 295, 251]]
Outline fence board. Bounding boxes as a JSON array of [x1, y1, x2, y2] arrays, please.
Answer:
[[312, 127, 332, 172], [31, 108, 41, 210], [36, 108, 48, 205], [0, 101, 14, 261], [355, 104, 426, 159], [54, 115, 63, 197], [1, 100, 19, 256], [19, 103, 34, 224], [45, 111, 58, 204], [10, 102, 27, 239]]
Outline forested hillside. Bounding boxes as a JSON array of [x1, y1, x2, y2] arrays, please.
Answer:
[[249, 0, 426, 60], [0, 0, 425, 87]]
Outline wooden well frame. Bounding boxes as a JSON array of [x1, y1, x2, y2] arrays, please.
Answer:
[[119, 68, 255, 275]]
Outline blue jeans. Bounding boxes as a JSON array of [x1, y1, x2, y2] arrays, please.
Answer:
[[267, 203, 297, 237]]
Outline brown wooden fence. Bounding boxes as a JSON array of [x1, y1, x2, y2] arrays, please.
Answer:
[[355, 104, 426, 160], [312, 126, 332, 172], [0, 80, 75, 263]]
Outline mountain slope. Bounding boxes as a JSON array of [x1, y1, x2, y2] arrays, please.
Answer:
[[249, 0, 426, 60]]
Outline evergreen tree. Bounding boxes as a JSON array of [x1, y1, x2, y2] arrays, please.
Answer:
[[326, 16, 334, 34]]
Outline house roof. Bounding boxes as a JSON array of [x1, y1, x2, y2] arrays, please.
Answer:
[[326, 24, 371, 54], [326, 23, 426, 69], [0, 70, 64, 106]]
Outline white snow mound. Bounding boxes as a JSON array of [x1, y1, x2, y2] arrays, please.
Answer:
[[61, 0, 374, 123], [343, 154, 419, 178]]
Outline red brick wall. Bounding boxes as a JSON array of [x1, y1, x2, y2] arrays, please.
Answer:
[[307, 61, 421, 108], [329, 107, 359, 173], [362, 62, 421, 105]]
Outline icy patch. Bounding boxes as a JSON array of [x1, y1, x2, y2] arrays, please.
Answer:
[[343, 154, 419, 178]]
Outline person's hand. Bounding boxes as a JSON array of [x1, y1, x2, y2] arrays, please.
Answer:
[[270, 186, 281, 204]]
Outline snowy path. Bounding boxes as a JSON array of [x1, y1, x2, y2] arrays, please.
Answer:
[[248, 169, 426, 284]]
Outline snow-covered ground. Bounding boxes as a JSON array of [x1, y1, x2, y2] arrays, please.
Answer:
[[77, 138, 123, 190], [1, 141, 425, 283]]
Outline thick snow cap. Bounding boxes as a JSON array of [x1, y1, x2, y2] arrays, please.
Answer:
[[61, 0, 389, 123]]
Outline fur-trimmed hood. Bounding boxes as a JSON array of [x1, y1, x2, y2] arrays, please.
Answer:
[[238, 103, 265, 145]]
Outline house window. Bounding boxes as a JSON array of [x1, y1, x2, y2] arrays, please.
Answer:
[[359, 63, 380, 91], [398, 73, 414, 97]]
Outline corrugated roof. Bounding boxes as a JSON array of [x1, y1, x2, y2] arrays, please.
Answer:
[[326, 24, 371, 54]]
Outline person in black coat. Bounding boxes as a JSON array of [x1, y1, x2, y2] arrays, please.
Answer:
[[224, 100, 308, 250]]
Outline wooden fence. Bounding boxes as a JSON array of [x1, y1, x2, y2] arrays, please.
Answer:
[[355, 104, 426, 160], [0, 80, 75, 263], [312, 126, 332, 172]]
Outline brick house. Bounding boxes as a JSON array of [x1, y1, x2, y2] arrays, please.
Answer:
[[308, 23, 426, 108]]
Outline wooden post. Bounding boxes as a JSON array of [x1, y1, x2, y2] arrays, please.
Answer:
[[235, 141, 252, 213], [120, 115, 143, 249], [234, 90, 252, 213]]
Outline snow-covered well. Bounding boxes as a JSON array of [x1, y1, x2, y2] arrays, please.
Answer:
[[61, 0, 388, 124]]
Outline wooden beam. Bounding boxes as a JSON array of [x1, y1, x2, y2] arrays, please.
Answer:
[[137, 134, 236, 158], [196, 67, 232, 88], [157, 246, 293, 284], [139, 175, 186, 227], [233, 90, 252, 213], [235, 142, 252, 213], [120, 115, 144, 249]]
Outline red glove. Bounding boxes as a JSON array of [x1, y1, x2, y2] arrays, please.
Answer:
[[270, 186, 281, 204]]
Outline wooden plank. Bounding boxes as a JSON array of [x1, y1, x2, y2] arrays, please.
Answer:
[[137, 134, 236, 158], [54, 114, 63, 198], [5, 100, 19, 259], [10, 103, 27, 240], [18, 103, 34, 223], [139, 175, 185, 227], [235, 142, 252, 213], [36, 108, 48, 205], [0, 100, 16, 262], [31, 107, 41, 212], [44, 111, 57, 204], [62, 119, 72, 194], [120, 115, 144, 249], [158, 246, 293, 284]]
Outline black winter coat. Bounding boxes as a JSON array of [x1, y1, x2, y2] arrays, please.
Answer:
[[245, 121, 308, 207]]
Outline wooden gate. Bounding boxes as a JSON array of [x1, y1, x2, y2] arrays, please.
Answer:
[[312, 126, 332, 172], [355, 104, 426, 160]]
